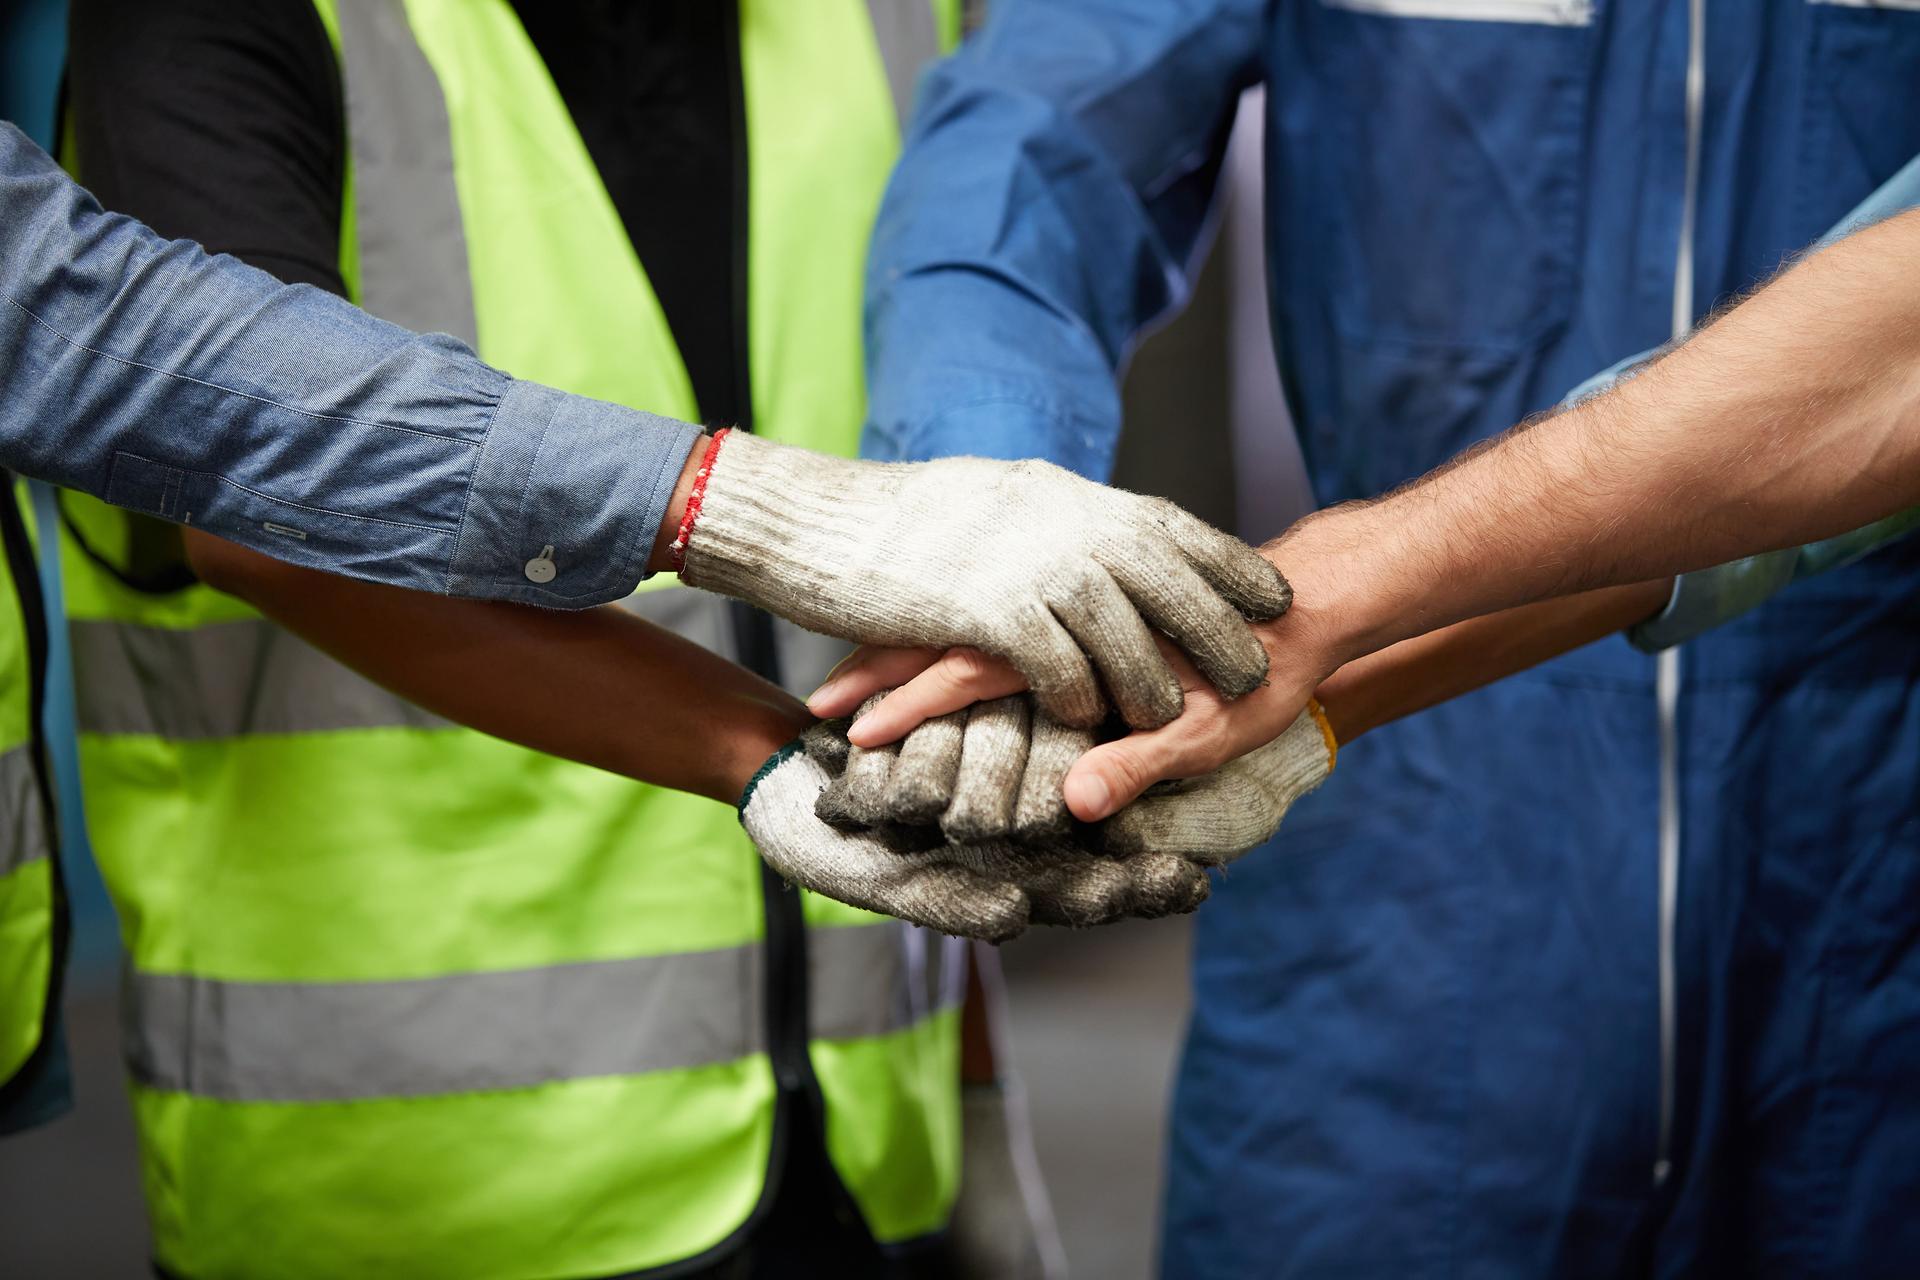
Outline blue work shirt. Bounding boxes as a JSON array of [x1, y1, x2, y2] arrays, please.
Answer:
[[0, 123, 698, 609], [868, 3, 1920, 1274]]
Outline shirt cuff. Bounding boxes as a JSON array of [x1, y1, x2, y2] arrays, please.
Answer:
[[1628, 507, 1920, 652], [1628, 552, 1801, 652], [446, 378, 701, 608]]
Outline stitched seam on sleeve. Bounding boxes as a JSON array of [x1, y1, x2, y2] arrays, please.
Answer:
[[208, 473, 453, 535], [444, 388, 508, 590], [5, 293, 481, 448]]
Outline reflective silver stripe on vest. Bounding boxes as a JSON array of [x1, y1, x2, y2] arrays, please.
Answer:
[[333, 0, 480, 346], [810, 922, 964, 1043], [125, 945, 766, 1102], [0, 742, 51, 878], [864, 0, 946, 130], [126, 923, 941, 1102], [69, 618, 449, 739], [67, 589, 761, 740]]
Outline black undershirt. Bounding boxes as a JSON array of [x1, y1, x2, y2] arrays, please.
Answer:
[[66, 0, 741, 425]]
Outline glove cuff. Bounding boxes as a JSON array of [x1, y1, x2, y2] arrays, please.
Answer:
[[1256, 704, 1337, 798], [1303, 698, 1339, 774], [678, 431, 884, 617], [737, 737, 805, 818]]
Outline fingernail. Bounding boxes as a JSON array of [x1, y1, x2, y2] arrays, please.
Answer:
[[806, 679, 840, 712], [1066, 773, 1111, 821], [848, 714, 875, 744]]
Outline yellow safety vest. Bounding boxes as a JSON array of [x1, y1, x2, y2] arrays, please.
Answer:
[[59, 2, 962, 1274], [0, 477, 61, 1121]]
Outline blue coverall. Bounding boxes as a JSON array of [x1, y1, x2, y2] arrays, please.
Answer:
[[864, 3, 1920, 1274]]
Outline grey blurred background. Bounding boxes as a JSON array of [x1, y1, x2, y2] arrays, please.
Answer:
[[0, 21, 1315, 1267]]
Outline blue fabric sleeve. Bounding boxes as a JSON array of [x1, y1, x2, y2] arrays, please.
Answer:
[[863, 0, 1263, 475], [0, 123, 698, 608]]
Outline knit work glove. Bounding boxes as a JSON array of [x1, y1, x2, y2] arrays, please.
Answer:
[[742, 721, 1207, 942], [1102, 704, 1339, 865], [815, 694, 1094, 843], [827, 693, 1338, 875], [677, 429, 1292, 729]]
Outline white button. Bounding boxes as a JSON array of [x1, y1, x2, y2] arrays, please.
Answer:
[[524, 544, 557, 584]]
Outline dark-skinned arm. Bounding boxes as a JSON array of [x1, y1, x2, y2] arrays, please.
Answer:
[[184, 449, 806, 805]]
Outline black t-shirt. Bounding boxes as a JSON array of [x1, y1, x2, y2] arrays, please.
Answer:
[[66, 0, 742, 425]]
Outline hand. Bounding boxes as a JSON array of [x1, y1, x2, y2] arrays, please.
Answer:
[[678, 430, 1293, 730], [809, 555, 1349, 823], [740, 722, 1209, 942]]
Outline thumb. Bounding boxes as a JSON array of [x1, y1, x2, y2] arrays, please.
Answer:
[[1063, 735, 1178, 823]]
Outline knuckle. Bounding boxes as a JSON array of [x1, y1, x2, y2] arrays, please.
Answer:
[[946, 646, 994, 684]]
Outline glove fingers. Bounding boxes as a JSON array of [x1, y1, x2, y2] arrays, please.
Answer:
[[1102, 776, 1282, 863], [1138, 496, 1294, 621], [745, 747, 1032, 941], [794, 845, 1032, 942], [798, 718, 853, 777], [942, 696, 1033, 844], [1120, 851, 1213, 918], [990, 605, 1106, 729], [1048, 572, 1183, 729], [946, 841, 1133, 929], [814, 694, 898, 827], [1012, 713, 1097, 839], [1104, 544, 1272, 700], [879, 710, 967, 824]]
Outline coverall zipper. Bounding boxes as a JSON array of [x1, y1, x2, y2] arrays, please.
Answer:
[[1654, 0, 1706, 1192]]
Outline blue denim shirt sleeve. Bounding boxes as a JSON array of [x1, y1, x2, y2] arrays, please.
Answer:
[[0, 123, 698, 608], [863, 0, 1262, 474]]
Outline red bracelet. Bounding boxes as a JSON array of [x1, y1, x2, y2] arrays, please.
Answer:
[[669, 427, 731, 573]]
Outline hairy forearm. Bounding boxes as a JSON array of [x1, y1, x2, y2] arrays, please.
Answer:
[[1280, 207, 1920, 666], [186, 532, 809, 805]]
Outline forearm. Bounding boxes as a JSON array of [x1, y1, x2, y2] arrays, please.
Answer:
[[1314, 580, 1672, 744], [187, 533, 808, 804], [0, 123, 700, 607], [1280, 207, 1920, 665]]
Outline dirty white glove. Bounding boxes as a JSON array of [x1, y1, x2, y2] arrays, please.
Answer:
[[1102, 704, 1338, 864], [832, 693, 1337, 879], [679, 429, 1292, 729], [817, 694, 1094, 843], [744, 721, 1207, 941]]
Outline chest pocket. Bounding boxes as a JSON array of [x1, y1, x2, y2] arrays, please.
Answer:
[[1274, 0, 1597, 353], [1798, 1, 1920, 237]]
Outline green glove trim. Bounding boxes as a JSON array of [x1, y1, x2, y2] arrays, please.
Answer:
[[738, 739, 804, 817]]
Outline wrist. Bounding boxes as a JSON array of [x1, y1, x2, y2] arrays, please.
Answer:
[[648, 432, 717, 574], [715, 695, 814, 807], [1258, 504, 1415, 670]]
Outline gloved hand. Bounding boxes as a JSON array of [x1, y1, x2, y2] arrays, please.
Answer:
[[741, 720, 1208, 942], [1100, 704, 1337, 865], [678, 429, 1292, 730]]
